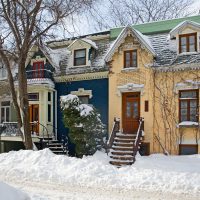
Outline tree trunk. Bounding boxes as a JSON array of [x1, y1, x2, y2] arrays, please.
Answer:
[[18, 57, 33, 150]]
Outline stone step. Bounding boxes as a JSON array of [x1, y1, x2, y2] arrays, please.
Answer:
[[115, 135, 136, 140], [48, 143, 63, 146], [112, 146, 133, 151], [113, 142, 133, 147], [114, 138, 135, 143], [48, 146, 63, 149], [110, 155, 134, 161], [109, 160, 134, 166], [111, 151, 134, 156]]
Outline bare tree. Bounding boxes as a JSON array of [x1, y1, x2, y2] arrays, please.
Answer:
[[88, 0, 196, 30], [0, 0, 95, 150]]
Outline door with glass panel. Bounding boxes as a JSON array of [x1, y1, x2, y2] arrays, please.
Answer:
[[29, 104, 39, 135], [122, 93, 140, 134]]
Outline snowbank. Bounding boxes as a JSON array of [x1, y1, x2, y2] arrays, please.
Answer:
[[0, 181, 29, 200], [0, 149, 200, 196]]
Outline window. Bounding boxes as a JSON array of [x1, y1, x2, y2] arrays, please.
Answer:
[[48, 92, 51, 102], [0, 66, 7, 79], [74, 49, 86, 66], [33, 61, 44, 78], [179, 90, 198, 122], [79, 96, 89, 104], [179, 33, 197, 53], [1, 101, 10, 123], [179, 144, 198, 155], [28, 93, 39, 101], [124, 50, 137, 68], [48, 104, 51, 122]]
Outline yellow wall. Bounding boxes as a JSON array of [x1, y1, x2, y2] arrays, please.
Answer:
[[108, 32, 200, 155]]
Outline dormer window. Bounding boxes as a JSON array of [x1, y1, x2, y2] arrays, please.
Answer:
[[179, 33, 197, 53], [74, 49, 86, 66], [33, 61, 44, 78], [124, 50, 137, 68]]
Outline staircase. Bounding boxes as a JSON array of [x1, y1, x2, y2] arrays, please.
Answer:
[[39, 136, 68, 155], [107, 118, 144, 167], [47, 139, 68, 155]]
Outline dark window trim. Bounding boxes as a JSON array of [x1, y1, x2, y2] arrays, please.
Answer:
[[28, 93, 39, 101], [124, 50, 137, 68], [74, 48, 86, 66], [179, 33, 197, 54], [179, 89, 199, 122]]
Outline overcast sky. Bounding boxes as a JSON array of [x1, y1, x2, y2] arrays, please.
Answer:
[[61, 0, 200, 39]]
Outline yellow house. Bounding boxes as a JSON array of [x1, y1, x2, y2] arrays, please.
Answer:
[[106, 17, 200, 162]]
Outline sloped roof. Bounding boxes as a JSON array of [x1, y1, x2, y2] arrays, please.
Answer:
[[68, 38, 98, 50], [105, 26, 156, 62], [110, 15, 200, 38], [170, 20, 200, 38]]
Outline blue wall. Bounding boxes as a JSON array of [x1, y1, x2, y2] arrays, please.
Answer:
[[55, 78, 108, 155]]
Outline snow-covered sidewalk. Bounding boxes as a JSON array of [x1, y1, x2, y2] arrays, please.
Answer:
[[0, 149, 200, 199]]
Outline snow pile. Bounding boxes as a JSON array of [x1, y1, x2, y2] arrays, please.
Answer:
[[0, 149, 200, 197], [0, 181, 29, 200]]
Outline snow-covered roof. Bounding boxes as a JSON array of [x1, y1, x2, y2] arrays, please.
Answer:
[[68, 38, 98, 50], [170, 20, 200, 39], [40, 45, 70, 72], [105, 26, 156, 62]]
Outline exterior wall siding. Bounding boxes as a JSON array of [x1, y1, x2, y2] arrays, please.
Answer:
[[55, 78, 108, 155]]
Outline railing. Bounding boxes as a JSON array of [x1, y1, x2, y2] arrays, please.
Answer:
[[0, 121, 51, 139], [133, 117, 144, 158], [106, 118, 120, 152], [15, 69, 53, 81], [0, 122, 20, 136]]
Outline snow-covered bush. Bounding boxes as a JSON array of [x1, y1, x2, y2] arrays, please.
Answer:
[[61, 94, 106, 157]]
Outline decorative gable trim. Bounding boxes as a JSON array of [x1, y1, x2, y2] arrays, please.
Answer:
[[170, 20, 200, 39], [105, 26, 156, 62]]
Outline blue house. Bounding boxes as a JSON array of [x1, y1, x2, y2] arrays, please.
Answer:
[[0, 31, 111, 154]]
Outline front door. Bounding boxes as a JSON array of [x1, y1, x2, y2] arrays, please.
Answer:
[[29, 104, 39, 135], [122, 92, 140, 134]]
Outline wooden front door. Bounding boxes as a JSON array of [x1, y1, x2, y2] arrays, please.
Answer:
[[122, 92, 140, 134], [29, 104, 39, 135]]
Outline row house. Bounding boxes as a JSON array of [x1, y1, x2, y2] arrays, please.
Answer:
[[1, 15, 200, 159]]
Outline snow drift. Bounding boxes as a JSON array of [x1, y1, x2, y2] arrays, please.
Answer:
[[0, 149, 200, 196]]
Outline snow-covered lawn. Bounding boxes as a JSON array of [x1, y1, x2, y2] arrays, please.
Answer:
[[0, 149, 200, 200]]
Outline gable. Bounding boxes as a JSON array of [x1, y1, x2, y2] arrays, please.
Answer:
[[170, 21, 200, 39], [105, 26, 156, 62]]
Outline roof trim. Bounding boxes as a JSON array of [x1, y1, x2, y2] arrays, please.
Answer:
[[105, 26, 156, 62], [170, 20, 200, 39], [67, 38, 98, 50]]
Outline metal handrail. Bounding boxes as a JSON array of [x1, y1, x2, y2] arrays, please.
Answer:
[[106, 117, 120, 152], [133, 117, 144, 158]]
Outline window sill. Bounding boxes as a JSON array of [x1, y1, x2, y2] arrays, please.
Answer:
[[121, 67, 138, 72], [177, 121, 199, 128], [178, 51, 199, 56]]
